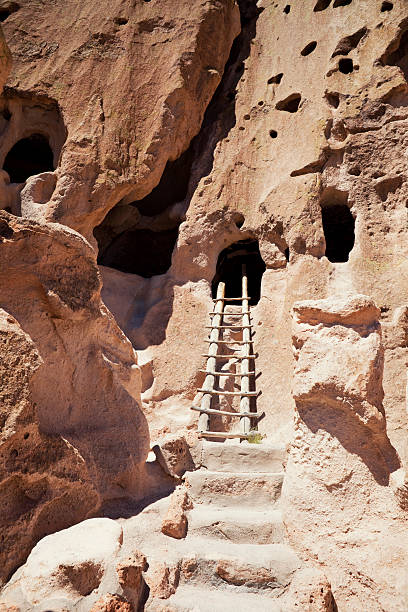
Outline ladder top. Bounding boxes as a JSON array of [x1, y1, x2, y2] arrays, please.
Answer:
[[214, 297, 251, 302], [204, 339, 254, 344], [202, 353, 258, 359], [199, 369, 256, 377], [209, 311, 251, 316]]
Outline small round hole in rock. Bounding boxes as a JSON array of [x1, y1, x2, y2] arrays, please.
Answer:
[[333, 0, 351, 6], [301, 41, 317, 56], [1, 108, 11, 121], [269, 130, 278, 138], [381, 1, 393, 10], [234, 213, 245, 229], [339, 58, 354, 73], [325, 92, 340, 108], [114, 16, 128, 25], [24, 432, 29, 440], [268, 73, 283, 85], [283, 4, 291, 13]]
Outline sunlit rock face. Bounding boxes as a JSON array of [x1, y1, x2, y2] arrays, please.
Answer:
[[1, 0, 408, 609]]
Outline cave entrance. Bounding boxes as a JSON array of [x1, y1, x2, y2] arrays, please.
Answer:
[[3, 133, 54, 183], [97, 227, 178, 277], [321, 203, 355, 262], [212, 240, 266, 305]]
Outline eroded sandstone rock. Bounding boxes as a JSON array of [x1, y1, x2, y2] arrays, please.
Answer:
[[153, 434, 195, 479], [161, 486, 193, 539], [144, 561, 180, 600], [0, 212, 149, 583], [283, 294, 408, 611], [1, 519, 122, 607]]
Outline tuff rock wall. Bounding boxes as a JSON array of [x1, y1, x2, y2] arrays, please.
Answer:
[[0, 0, 408, 608]]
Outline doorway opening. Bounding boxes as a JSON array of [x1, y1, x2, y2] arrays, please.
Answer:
[[212, 239, 266, 305]]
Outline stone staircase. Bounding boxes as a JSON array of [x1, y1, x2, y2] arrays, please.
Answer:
[[120, 440, 310, 611]]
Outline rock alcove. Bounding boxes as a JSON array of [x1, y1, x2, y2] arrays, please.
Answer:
[[321, 192, 355, 262], [95, 144, 195, 277], [3, 133, 54, 183], [211, 239, 266, 305]]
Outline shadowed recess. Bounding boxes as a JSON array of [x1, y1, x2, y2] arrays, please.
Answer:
[[381, 1, 393, 10], [276, 93, 301, 112], [338, 58, 354, 73], [314, 0, 331, 10], [3, 134, 54, 183], [98, 227, 178, 277], [331, 27, 367, 58], [131, 146, 195, 216], [381, 27, 408, 80], [0, 1, 20, 21], [212, 239, 266, 305], [321, 191, 355, 263], [301, 41, 317, 56]]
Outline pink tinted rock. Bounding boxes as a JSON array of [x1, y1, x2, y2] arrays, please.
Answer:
[[153, 435, 194, 478], [161, 487, 192, 540]]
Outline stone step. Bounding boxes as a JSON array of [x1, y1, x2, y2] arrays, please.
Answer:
[[185, 469, 284, 507], [187, 505, 285, 544], [176, 538, 301, 595], [199, 440, 287, 473], [149, 584, 285, 611]]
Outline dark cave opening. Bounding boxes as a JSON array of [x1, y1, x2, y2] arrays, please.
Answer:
[[0, 2, 20, 22], [97, 227, 178, 277], [3, 133, 54, 183], [321, 203, 355, 263], [95, 137, 196, 276], [95, 147, 196, 277], [382, 28, 408, 80], [212, 240, 266, 305]]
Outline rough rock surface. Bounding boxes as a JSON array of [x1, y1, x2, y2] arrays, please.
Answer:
[[0, 213, 149, 584], [282, 295, 408, 611], [161, 486, 193, 539], [1, 0, 408, 610], [0, 0, 240, 238], [1, 519, 148, 611]]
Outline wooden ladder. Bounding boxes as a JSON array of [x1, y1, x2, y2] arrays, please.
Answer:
[[192, 264, 262, 440]]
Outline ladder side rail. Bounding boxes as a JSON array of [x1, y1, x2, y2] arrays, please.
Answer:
[[240, 265, 251, 436], [198, 281, 225, 432]]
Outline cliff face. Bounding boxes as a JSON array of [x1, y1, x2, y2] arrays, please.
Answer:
[[1, 0, 408, 609]]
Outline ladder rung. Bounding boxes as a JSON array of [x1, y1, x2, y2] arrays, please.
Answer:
[[191, 405, 263, 418], [202, 353, 258, 359], [214, 297, 251, 302], [199, 370, 256, 377], [197, 388, 260, 397], [204, 339, 254, 344], [198, 431, 252, 439], [205, 325, 252, 329], [209, 311, 251, 316]]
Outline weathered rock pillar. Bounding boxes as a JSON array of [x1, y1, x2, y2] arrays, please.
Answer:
[[282, 294, 408, 611]]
